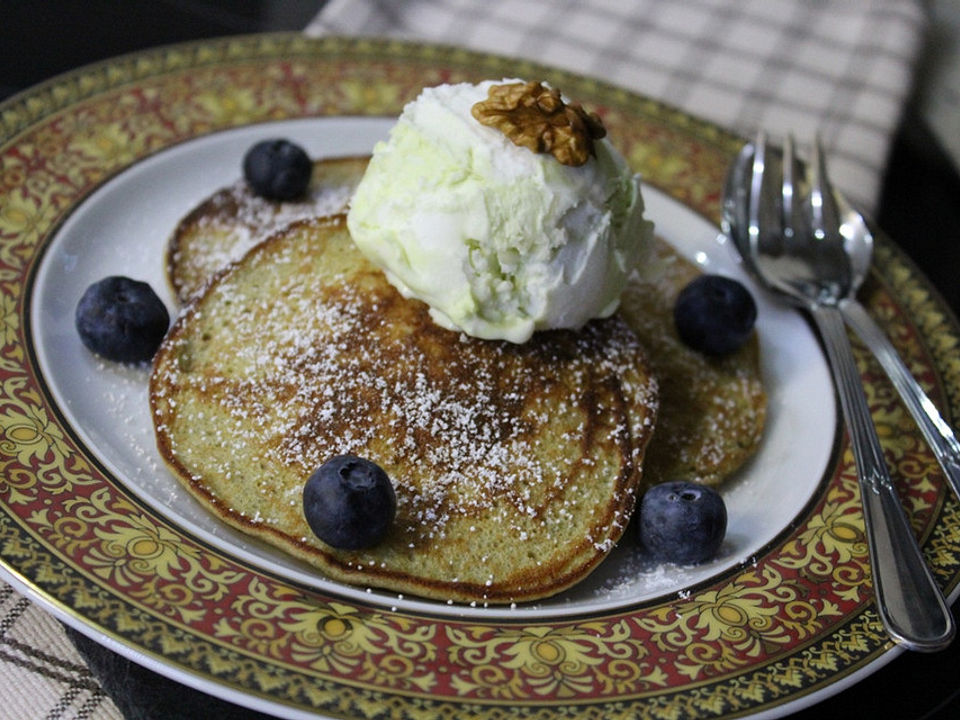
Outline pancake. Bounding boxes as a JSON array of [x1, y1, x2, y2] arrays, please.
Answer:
[[622, 240, 767, 487], [150, 216, 659, 604], [165, 154, 766, 488], [167, 155, 369, 303]]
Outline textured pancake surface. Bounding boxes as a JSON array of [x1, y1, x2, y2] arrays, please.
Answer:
[[151, 216, 659, 604], [621, 239, 766, 487], [165, 154, 766, 490], [167, 156, 369, 303]]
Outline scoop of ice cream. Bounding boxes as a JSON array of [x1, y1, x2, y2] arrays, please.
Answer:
[[346, 79, 653, 343]]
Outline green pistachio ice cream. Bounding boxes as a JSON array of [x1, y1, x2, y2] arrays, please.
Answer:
[[346, 79, 654, 343]]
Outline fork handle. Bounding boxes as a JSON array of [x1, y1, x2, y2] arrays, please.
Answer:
[[841, 299, 960, 502], [810, 304, 955, 651]]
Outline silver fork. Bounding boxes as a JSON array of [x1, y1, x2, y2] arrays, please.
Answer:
[[727, 137, 960, 504], [743, 132, 954, 651]]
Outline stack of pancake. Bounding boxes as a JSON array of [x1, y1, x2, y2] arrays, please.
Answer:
[[151, 156, 765, 604]]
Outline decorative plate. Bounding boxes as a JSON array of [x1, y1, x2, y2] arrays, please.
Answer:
[[1, 35, 958, 719]]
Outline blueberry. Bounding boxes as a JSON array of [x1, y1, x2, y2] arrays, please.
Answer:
[[242, 139, 312, 201], [303, 455, 396, 550], [638, 481, 727, 564], [75, 276, 170, 364], [674, 274, 757, 356]]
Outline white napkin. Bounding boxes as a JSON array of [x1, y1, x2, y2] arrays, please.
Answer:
[[306, 0, 927, 212]]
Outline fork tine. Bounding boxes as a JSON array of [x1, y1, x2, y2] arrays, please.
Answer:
[[747, 130, 767, 257], [782, 134, 796, 240], [809, 133, 839, 240]]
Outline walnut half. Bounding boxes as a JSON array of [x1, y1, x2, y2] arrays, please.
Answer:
[[470, 81, 606, 166]]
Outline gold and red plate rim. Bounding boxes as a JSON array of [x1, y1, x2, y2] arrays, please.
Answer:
[[0, 34, 958, 719]]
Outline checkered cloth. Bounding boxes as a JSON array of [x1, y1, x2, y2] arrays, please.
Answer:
[[0, 581, 121, 719], [1, 2, 929, 717], [305, 0, 927, 213]]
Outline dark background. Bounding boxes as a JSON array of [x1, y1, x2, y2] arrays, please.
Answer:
[[2, 1, 959, 718]]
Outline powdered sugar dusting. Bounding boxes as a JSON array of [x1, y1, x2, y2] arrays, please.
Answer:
[[152, 224, 660, 600], [169, 162, 366, 303], [188, 179, 353, 273]]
